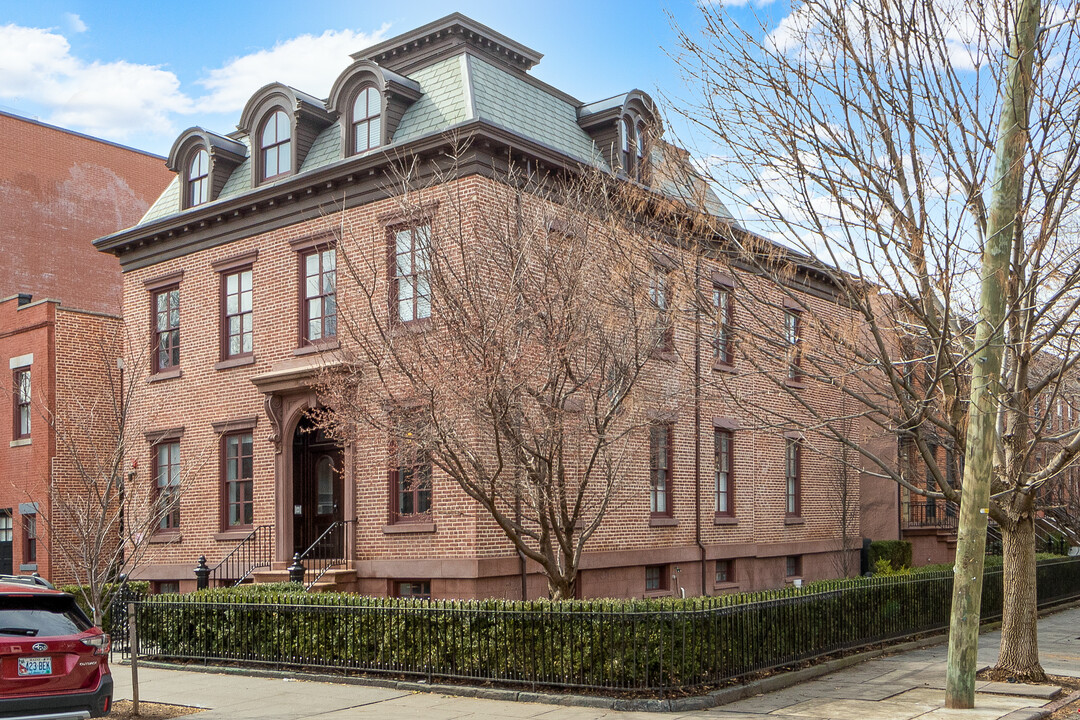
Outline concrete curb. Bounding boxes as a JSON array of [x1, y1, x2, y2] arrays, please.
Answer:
[[124, 596, 1080, 713]]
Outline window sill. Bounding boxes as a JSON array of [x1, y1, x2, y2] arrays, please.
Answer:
[[713, 515, 738, 526], [713, 581, 739, 592], [214, 530, 252, 541], [784, 377, 807, 389], [644, 588, 672, 598], [9, 438, 31, 448], [215, 355, 256, 371], [784, 516, 805, 525], [293, 339, 339, 357], [149, 532, 182, 544], [712, 361, 737, 374], [391, 317, 432, 336], [148, 368, 182, 383], [649, 516, 678, 527], [383, 522, 436, 535], [785, 577, 805, 586], [651, 349, 676, 363], [19, 564, 37, 572]]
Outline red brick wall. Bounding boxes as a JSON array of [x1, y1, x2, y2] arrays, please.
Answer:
[[49, 307, 124, 586], [0, 297, 56, 579], [0, 112, 173, 315], [121, 174, 868, 597]]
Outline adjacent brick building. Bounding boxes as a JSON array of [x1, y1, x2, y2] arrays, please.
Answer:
[[0, 111, 172, 582], [96, 14, 888, 597]]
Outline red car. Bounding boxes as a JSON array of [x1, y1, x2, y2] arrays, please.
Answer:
[[0, 581, 112, 719]]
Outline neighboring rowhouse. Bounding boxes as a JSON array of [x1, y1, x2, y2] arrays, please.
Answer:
[[95, 14, 876, 598], [0, 111, 173, 583]]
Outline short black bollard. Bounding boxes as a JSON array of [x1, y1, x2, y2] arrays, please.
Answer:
[[288, 553, 305, 584], [194, 555, 210, 590]]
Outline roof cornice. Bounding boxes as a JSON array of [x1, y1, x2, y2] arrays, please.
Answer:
[[352, 13, 543, 76]]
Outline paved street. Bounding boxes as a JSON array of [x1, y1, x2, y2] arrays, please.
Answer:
[[112, 605, 1080, 719]]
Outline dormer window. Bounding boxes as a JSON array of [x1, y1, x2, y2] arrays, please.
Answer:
[[260, 109, 292, 181], [188, 149, 209, 207], [352, 86, 382, 154]]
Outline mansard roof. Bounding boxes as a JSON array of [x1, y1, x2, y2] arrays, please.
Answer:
[[98, 14, 734, 264]]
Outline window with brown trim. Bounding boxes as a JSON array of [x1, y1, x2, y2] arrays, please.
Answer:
[[391, 223, 431, 323], [390, 432, 432, 523], [222, 268, 253, 358], [394, 580, 431, 599], [785, 309, 802, 379], [715, 428, 733, 516], [785, 437, 801, 516], [715, 558, 734, 584], [649, 423, 673, 516], [13, 368, 30, 439], [302, 248, 337, 343], [155, 441, 181, 531], [621, 116, 635, 177], [645, 564, 668, 591], [713, 284, 734, 365], [223, 432, 253, 529], [786, 555, 802, 578], [351, 86, 382, 154], [188, 148, 209, 207], [22, 514, 35, 564], [634, 121, 648, 182], [260, 109, 291, 181], [153, 288, 180, 373], [650, 266, 673, 352]]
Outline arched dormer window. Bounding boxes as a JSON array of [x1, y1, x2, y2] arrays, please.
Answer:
[[167, 128, 246, 210], [188, 149, 209, 207], [352, 86, 382, 154], [260, 109, 292, 181]]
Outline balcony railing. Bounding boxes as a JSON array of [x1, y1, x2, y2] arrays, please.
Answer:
[[901, 501, 958, 530]]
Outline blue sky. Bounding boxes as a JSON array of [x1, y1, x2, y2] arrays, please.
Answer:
[[0, 1, 784, 158]]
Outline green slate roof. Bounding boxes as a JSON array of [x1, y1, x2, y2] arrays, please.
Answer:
[[135, 49, 730, 227], [468, 55, 604, 167]]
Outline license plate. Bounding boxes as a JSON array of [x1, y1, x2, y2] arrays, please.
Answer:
[[17, 657, 51, 676]]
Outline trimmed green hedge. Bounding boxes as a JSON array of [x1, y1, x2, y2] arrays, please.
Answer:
[[869, 540, 912, 570], [130, 558, 1080, 692]]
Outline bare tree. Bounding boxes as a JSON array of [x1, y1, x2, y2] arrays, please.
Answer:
[[671, 0, 1080, 684], [315, 147, 685, 599], [32, 322, 213, 624]]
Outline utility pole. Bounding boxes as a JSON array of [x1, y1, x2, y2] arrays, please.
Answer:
[[944, 0, 1041, 707]]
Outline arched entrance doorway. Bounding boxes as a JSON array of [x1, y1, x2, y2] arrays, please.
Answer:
[[292, 414, 344, 555]]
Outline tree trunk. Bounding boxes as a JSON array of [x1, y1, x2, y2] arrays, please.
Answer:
[[996, 516, 1046, 681], [547, 572, 576, 600], [944, 0, 1040, 706]]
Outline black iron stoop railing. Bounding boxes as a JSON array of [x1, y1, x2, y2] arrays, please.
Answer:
[[114, 558, 1080, 696], [296, 519, 355, 589], [210, 525, 273, 586]]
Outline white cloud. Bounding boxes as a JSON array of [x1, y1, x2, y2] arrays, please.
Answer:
[[195, 26, 390, 114], [0, 22, 392, 147], [64, 13, 87, 34], [0, 24, 193, 139]]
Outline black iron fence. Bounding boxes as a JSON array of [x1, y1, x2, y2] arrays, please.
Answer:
[[112, 558, 1080, 695]]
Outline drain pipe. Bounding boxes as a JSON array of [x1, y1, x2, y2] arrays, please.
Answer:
[[515, 495, 527, 599], [694, 256, 707, 596]]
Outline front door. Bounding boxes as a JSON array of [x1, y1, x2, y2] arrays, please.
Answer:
[[292, 419, 343, 556]]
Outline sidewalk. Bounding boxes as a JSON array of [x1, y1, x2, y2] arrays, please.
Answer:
[[112, 605, 1080, 720]]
